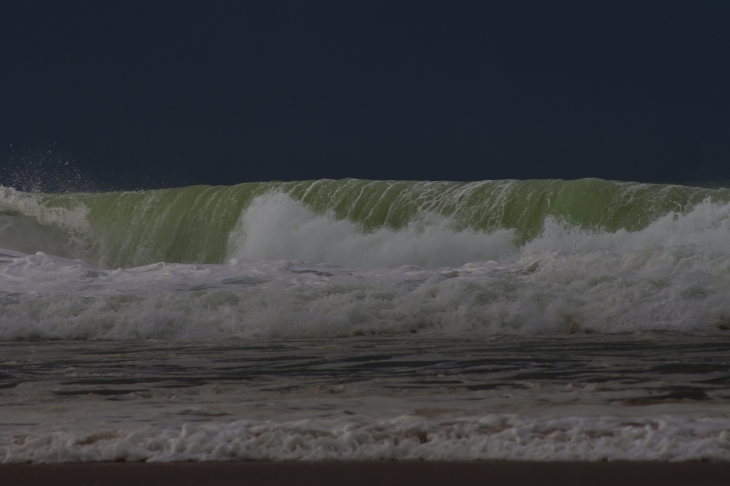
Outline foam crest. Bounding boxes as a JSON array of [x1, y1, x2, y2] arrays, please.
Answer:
[[227, 193, 518, 269]]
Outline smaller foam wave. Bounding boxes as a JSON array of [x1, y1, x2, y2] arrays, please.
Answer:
[[1, 239, 730, 340], [2, 415, 729, 463], [526, 198, 730, 255]]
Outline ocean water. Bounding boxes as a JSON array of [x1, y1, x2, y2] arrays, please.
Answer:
[[0, 178, 729, 462]]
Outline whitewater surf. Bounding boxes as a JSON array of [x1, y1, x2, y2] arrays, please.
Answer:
[[0, 178, 729, 462]]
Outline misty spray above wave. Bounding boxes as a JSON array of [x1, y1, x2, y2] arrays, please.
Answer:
[[2, 178, 730, 339]]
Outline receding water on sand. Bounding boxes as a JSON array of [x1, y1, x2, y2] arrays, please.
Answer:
[[1, 334, 729, 462]]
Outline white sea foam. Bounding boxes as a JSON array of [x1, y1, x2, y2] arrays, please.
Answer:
[[0, 238, 729, 339], [227, 192, 519, 269], [2, 415, 729, 463]]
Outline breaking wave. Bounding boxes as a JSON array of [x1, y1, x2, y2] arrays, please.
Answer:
[[2, 178, 730, 339]]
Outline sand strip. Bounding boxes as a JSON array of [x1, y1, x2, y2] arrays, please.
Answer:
[[1, 461, 729, 486]]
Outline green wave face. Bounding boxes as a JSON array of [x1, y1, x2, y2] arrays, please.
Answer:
[[1, 178, 728, 268]]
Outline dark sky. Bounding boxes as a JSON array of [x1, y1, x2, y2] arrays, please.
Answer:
[[1, 1, 730, 188]]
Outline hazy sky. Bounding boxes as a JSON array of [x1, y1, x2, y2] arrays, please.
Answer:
[[2, 1, 730, 188]]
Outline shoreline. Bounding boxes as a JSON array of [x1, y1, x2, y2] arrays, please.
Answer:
[[2, 461, 729, 486]]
